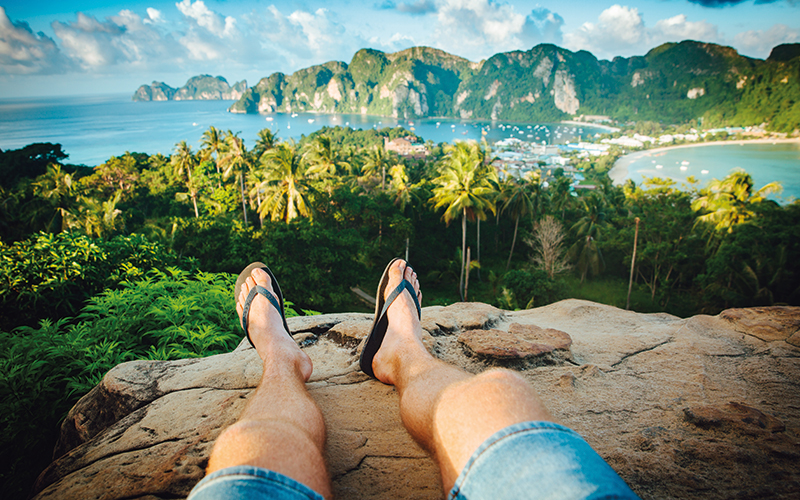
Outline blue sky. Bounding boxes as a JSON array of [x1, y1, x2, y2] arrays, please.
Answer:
[[1, 0, 798, 97]]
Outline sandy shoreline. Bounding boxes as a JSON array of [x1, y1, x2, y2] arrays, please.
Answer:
[[608, 138, 800, 184], [560, 120, 620, 132]]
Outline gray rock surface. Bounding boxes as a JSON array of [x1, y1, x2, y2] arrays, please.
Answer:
[[32, 300, 800, 499]]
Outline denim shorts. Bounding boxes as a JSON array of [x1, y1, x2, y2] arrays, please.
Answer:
[[187, 421, 639, 500]]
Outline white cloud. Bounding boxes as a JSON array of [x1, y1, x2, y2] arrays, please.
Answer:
[[564, 5, 645, 57], [652, 15, 719, 42], [734, 24, 800, 58], [145, 8, 164, 24], [0, 6, 67, 74], [176, 0, 237, 38], [564, 5, 727, 59], [51, 10, 182, 69], [431, 0, 563, 58], [251, 5, 363, 67]]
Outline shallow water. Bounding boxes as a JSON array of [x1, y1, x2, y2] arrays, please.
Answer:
[[612, 142, 800, 202], [0, 93, 604, 167]]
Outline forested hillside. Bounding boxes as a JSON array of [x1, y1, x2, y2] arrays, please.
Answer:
[[224, 41, 800, 131]]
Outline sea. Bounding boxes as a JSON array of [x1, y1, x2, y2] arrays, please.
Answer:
[[2, 93, 798, 201], [611, 142, 800, 203], [0, 93, 600, 167]]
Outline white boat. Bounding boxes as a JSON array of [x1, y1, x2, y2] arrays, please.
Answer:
[[308, 119, 315, 123], [680, 166, 688, 171], [656, 165, 663, 169], [265, 117, 273, 121], [701, 170, 709, 174]]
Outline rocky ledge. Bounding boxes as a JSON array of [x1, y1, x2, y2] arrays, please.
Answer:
[[31, 300, 800, 499]]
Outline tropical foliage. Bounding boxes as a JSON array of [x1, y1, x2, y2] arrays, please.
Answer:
[[1, 122, 799, 500]]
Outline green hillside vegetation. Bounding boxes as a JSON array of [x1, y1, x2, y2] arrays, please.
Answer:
[[2, 123, 800, 499], [225, 40, 799, 132], [133, 75, 247, 101]]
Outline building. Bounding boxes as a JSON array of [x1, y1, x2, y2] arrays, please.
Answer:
[[384, 137, 429, 157]]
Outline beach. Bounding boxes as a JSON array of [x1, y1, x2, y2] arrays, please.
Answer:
[[560, 119, 620, 133], [608, 138, 800, 185]]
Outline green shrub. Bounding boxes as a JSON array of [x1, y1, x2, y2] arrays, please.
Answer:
[[0, 268, 294, 500], [502, 269, 567, 309], [0, 232, 189, 330]]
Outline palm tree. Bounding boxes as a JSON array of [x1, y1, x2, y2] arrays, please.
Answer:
[[253, 128, 278, 160], [171, 141, 200, 218], [569, 192, 607, 282], [692, 168, 782, 233], [31, 163, 76, 232], [501, 171, 540, 271], [389, 163, 420, 212], [258, 142, 313, 222], [218, 131, 250, 225], [362, 144, 393, 190], [304, 135, 350, 184], [431, 141, 498, 300], [201, 126, 224, 185]]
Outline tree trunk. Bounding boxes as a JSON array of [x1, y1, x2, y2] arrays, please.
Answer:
[[191, 195, 199, 218], [506, 215, 519, 271], [459, 209, 466, 301], [240, 173, 248, 226], [464, 246, 471, 301], [626, 217, 640, 310], [477, 218, 482, 281]]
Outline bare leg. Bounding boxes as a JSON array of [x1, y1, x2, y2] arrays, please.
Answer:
[[371, 260, 554, 492], [206, 268, 331, 499]]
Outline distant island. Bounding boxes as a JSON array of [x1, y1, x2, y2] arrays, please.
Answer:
[[133, 41, 800, 132], [133, 75, 247, 101]]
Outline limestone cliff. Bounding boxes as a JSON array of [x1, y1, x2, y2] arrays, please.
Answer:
[[133, 76, 247, 102], [31, 300, 800, 500]]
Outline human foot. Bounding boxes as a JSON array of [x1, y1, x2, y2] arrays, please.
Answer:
[[367, 259, 428, 385], [236, 266, 313, 381]]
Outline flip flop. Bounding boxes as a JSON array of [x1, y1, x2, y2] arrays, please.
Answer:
[[359, 258, 422, 378], [235, 261, 292, 348]]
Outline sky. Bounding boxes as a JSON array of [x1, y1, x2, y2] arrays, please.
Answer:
[[1, 0, 799, 98]]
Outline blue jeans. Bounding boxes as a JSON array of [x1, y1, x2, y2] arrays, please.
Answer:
[[188, 421, 639, 500]]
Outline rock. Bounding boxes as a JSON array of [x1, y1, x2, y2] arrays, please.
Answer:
[[719, 306, 800, 343], [684, 402, 787, 434], [31, 300, 800, 500], [457, 323, 572, 363]]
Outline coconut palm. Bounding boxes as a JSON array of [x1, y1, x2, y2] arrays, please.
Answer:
[[30, 163, 76, 232], [171, 141, 200, 218], [692, 168, 782, 233], [431, 141, 498, 300], [253, 128, 278, 160], [569, 192, 607, 282], [304, 135, 350, 183], [218, 131, 250, 225], [501, 171, 540, 271], [201, 126, 225, 185], [362, 144, 393, 190], [258, 142, 313, 222]]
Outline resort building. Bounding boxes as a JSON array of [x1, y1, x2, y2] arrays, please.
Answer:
[[384, 137, 429, 158]]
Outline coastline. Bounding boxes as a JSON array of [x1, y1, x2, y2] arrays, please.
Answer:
[[608, 138, 800, 185], [560, 119, 620, 132]]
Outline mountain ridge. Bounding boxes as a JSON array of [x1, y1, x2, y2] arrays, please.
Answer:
[[133, 41, 800, 131], [133, 75, 248, 102]]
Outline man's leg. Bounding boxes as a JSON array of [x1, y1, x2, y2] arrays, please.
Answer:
[[203, 268, 331, 499], [370, 260, 554, 491]]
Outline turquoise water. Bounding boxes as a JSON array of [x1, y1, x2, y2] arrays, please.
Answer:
[[0, 94, 603, 167], [614, 142, 800, 202]]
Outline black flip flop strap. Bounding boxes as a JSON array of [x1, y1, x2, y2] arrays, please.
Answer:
[[379, 279, 421, 320], [241, 285, 285, 335]]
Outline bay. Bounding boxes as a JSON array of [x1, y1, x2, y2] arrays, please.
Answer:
[[611, 141, 800, 202], [0, 93, 603, 167]]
